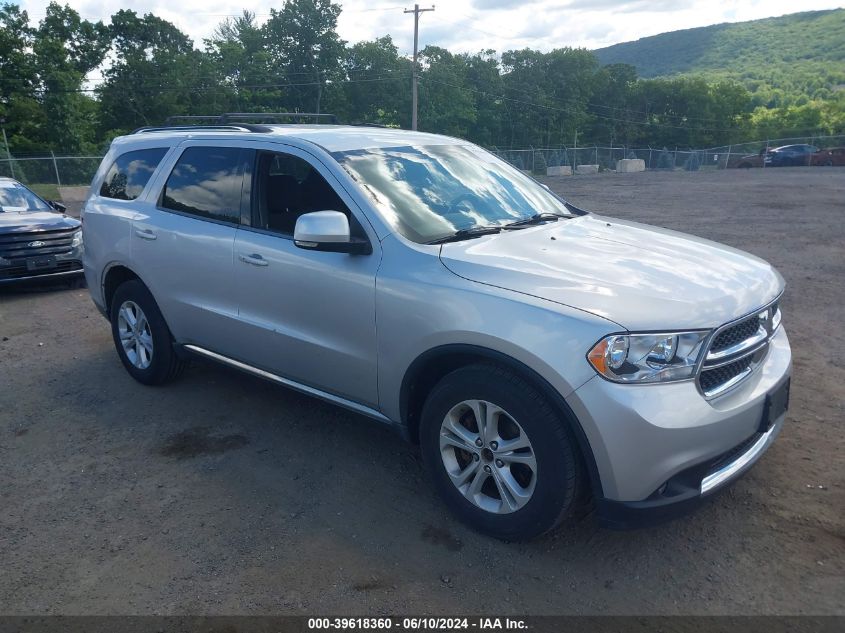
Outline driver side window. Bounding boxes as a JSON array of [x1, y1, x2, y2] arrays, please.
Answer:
[[255, 152, 350, 236]]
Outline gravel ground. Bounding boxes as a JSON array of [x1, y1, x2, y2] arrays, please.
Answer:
[[0, 167, 842, 615]]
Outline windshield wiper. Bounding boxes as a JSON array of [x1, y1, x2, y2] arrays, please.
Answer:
[[427, 225, 502, 245], [504, 212, 566, 228]]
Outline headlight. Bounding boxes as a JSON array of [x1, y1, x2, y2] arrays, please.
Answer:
[[587, 331, 709, 383], [71, 230, 83, 247]]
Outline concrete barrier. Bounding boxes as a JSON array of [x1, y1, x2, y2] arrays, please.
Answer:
[[575, 164, 599, 175], [616, 158, 646, 173], [546, 165, 572, 176], [58, 186, 89, 218]]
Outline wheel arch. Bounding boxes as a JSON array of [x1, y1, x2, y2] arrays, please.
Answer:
[[399, 343, 604, 497], [102, 263, 144, 315]]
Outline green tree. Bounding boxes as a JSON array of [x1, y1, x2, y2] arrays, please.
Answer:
[[205, 11, 277, 112], [262, 0, 346, 115], [464, 50, 504, 146], [97, 10, 209, 134], [417, 46, 476, 137], [343, 36, 409, 126], [0, 3, 42, 154]]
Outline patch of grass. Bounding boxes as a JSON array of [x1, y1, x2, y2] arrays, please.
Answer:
[[26, 183, 61, 201]]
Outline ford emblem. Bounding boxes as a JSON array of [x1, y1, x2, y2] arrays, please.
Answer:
[[27, 240, 46, 247]]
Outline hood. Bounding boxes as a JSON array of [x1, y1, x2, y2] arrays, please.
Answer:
[[439, 214, 784, 331], [0, 211, 80, 233]]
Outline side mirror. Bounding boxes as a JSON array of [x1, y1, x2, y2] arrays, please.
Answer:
[[49, 200, 67, 213], [293, 211, 371, 255]]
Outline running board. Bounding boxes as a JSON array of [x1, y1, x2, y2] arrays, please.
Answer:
[[182, 344, 394, 426]]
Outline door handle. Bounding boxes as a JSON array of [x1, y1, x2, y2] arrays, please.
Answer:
[[239, 253, 269, 267], [134, 228, 157, 240]]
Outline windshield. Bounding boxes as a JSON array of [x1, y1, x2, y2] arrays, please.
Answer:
[[0, 181, 52, 212], [333, 144, 572, 244]]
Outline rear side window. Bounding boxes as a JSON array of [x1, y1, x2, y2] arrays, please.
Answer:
[[99, 148, 168, 200], [161, 147, 249, 224]]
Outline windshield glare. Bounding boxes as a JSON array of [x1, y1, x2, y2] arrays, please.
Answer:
[[333, 144, 571, 243], [0, 182, 52, 212]]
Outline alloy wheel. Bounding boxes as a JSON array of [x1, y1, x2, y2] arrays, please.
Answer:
[[439, 399, 537, 514], [117, 300, 154, 369]]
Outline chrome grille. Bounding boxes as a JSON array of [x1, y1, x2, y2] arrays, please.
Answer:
[[710, 315, 760, 353], [698, 297, 782, 398], [0, 228, 77, 259], [700, 355, 754, 394]]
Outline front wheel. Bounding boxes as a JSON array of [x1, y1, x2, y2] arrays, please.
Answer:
[[110, 280, 185, 385], [420, 364, 586, 540]]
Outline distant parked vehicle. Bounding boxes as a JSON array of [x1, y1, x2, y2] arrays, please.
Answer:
[[763, 144, 818, 167], [811, 147, 845, 167], [730, 150, 765, 169], [0, 178, 83, 284]]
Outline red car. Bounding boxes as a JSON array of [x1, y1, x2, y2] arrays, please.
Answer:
[[811, 147, 845, 166]]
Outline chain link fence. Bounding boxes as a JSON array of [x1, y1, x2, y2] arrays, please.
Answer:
[[1, 135, 842, 193], [491, 134, 845, 175], [0, 154, 102, 188]]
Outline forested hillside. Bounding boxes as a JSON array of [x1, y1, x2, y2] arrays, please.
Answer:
[[594, 9, 845, 108], [0, 1, 843, 159]]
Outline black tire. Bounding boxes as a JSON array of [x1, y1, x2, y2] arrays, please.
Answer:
[[420, 363, 586, 540], [109, 279, 185, 385]]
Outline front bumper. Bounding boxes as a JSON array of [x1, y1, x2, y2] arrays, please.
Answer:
[[566, 326, 791, 527], [595, 407, 785, 529], [0, 247, 84, 284]]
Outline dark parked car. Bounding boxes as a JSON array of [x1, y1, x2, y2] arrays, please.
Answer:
[[730, 150, 765, 169], [0, 177, 83, 284], [811, 147, 845, 167], [763, 144, 818, 167]]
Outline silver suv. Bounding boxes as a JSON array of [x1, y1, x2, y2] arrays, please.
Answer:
[[83, 122, 792, 539]]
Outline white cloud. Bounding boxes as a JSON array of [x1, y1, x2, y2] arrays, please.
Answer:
[[16, 0, 845, 57]]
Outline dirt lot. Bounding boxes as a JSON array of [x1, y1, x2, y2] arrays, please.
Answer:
[[1, 168, 843, 615]]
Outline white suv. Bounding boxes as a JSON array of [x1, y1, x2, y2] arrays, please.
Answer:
[[83, 120, 791, 539]]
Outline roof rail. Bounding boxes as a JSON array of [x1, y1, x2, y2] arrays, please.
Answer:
[[166, 112, 338, 125], [130, 124, 270, 135], [130, 112, 339, 135]]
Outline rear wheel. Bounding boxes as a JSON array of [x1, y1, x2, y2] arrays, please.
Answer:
[[420, 364, 586, 540], [110, 280, 185, 385]]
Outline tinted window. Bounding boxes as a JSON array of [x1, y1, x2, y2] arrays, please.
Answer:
[[100, 148, 168, 200], [162, 147, 248, 224], [256, 152, 349, 235]]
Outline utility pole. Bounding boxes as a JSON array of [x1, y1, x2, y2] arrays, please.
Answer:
[[1, 121, 15, 180], [404, 4, 434, 131]]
